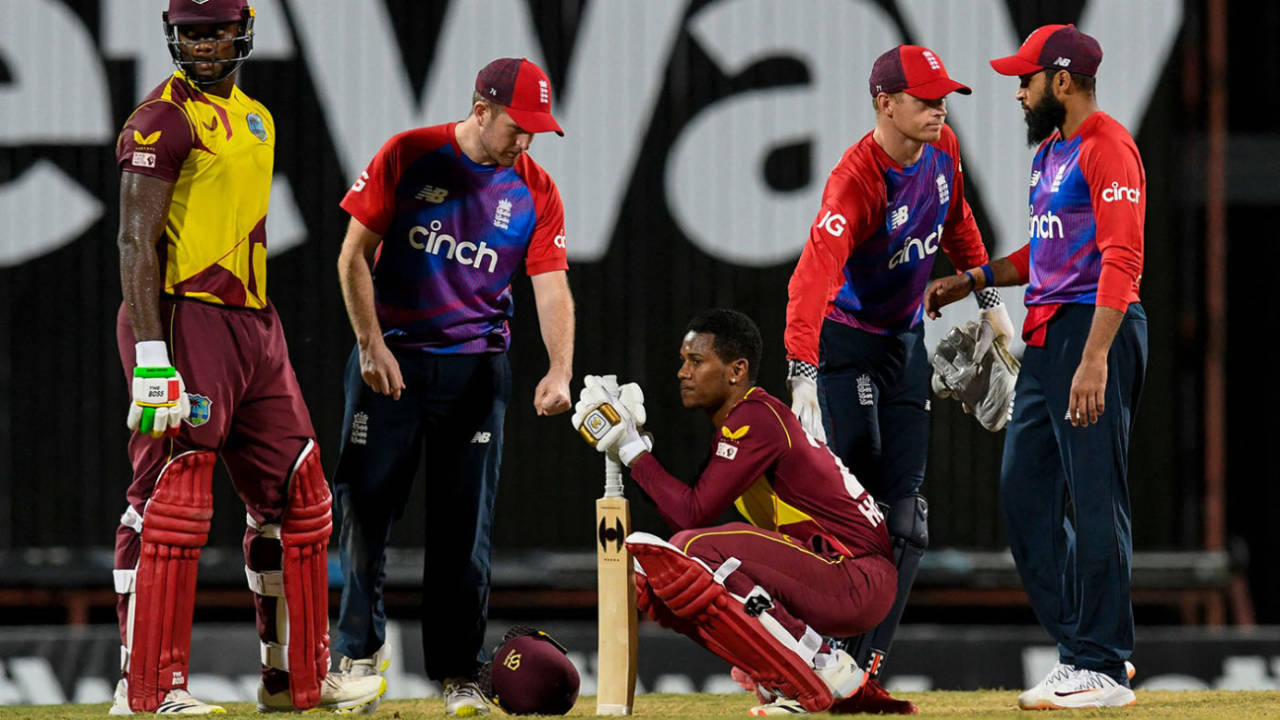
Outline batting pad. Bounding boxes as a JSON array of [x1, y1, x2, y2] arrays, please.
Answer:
[[127, 450, 216, 712], [626, 533, 834, 713], [280, 440, 332, 709]]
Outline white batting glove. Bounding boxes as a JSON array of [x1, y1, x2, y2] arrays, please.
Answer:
[[786, 360, 827, 444], [572, 376, 651, 466], [126, 341, 191, 438]]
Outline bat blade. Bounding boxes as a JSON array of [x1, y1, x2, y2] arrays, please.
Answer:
[[596, 494, 637, 715]]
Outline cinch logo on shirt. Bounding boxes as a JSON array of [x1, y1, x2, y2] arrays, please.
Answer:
[[1102, 181, 1141, 203], [887, 223, 943, 269], [1029, 208, 1064, 239], [408, 220, 499, 273]]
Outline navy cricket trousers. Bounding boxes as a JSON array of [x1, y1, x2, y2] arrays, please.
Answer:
[[1000, 303, 1147, 683], [817, 320, 930, 503], [332, 347, 511, 681]]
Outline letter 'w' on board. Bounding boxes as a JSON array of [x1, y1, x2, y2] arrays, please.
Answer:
[[596, 455, 638, 715]]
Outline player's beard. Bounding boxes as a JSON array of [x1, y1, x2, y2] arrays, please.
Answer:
[[1024, 91, 1066, 146]]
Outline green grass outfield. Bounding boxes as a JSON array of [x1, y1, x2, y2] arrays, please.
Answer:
[[5, 691, 1280, 719]]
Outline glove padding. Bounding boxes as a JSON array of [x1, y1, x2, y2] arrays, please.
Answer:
[[571, 375, 653, 466], [787, 375, 826, 444], [979, 302, 1016, 347], [931, 319, 1019, 432], [127, 366, 191, 438]]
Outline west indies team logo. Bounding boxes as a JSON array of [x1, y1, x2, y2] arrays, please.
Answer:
[[246, 113, 268, 142], [184, 394, 212, 427]]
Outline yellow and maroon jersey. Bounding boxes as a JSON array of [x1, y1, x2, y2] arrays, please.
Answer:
[[116, 71, 275, 308]]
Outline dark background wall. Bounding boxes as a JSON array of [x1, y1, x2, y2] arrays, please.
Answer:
[[0, 0, 1273, 618]]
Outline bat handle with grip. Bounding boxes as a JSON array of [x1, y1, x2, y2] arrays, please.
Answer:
[[604, 456, 624, 498]]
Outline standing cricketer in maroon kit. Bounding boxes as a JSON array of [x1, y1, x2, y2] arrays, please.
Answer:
[[110, 0, 384, 713], [572, 309, 897, 716]]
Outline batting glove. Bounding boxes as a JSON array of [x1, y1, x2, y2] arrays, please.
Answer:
[[572, 375, 651, 466], [786, 360, 826, 444], [127, 341, 191, 438]]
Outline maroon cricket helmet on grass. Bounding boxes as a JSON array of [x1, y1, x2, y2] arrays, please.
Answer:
[[475, 58, 565, 136], [483, 628, 580, 715], [869, 45, 972, 100], [990, 23, 1103, 77]]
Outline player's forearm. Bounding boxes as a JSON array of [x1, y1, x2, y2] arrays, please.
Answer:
[[337, 248, 384, 348], [531, 271, 575, 376], [962, 257, 1024, 290], [118, 233, 164, 342], [117, 173, 174, 343], [1081, 305, 1125, 364]]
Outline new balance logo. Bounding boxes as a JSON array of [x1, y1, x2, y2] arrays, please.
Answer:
[[1029, 170, 1042, 187], [470, 432, 492, 444], [408, 220, 499, 273], [415, 185, 448, 203], [1053, 57, 1072, 67], [889, 205, 909, 230]]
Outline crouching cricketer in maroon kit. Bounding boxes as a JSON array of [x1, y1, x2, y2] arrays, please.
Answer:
[[110, 0, 384, 714], [572, 310, 897, 716]]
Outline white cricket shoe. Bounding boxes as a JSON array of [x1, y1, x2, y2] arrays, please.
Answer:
[[109, 679, 226, 715], [257, 672, 387, 714], [813, 649, 868, 701], [1017, 662, 1076, 710], [748, 697, 807, 716], [1042, 667, 1136, 708], [340, 644, 392, 678], [443, 677, 490, 716]]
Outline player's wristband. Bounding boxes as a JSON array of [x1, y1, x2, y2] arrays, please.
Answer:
[[975, 286, 1003, 310], [964, 272, 976, 292], [980, 264, 995, 288], [135, 340, 171, 368], [786, 359, 818, 382]]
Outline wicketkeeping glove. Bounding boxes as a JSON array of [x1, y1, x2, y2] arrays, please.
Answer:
[[786, 360, 826, 444], [571, 375, 652, 466], [127, 341, 191, 438], [931, 319, 1019, 432]]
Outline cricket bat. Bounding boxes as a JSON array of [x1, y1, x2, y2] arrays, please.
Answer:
[[596, 455, 638, 715]]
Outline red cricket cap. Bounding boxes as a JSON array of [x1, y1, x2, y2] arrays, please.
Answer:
[[990, 24, 1103, 77], [869, 45, 971, 100], [475, 58, 564, 136], [166, 0, 249, 24]]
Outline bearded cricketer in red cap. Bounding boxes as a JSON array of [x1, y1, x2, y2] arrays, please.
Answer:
[[110, 0, 385, 713], [926, 23, 1146, 710]]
